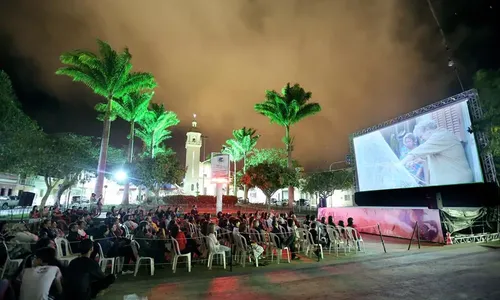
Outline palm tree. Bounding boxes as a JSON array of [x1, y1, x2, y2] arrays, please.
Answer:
[[56, 40, 156, 197], [99, 92, 152, 204], [221, 144, 244, 196], [227, 127, 260, 200], [254, 83, 321, 207], [135, 103, 179, 159]]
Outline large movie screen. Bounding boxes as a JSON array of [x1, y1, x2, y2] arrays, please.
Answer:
[[353, 100, 483, 192]]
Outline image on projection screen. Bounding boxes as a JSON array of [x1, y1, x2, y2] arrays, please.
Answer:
[[353, 100, 484, 192]]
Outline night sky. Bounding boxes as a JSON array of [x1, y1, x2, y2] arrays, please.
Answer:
[[0, 0, 498, 170]]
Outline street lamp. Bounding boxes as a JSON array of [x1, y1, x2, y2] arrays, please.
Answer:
[[114, 170, 128, 181]]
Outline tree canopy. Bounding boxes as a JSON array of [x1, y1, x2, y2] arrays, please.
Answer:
[[135, 103, 179, 158], [473, 69, 500, 177], [130, 153, 185, 201], [246, 148, 300, 169], [302, 169, 354, 200], [34, 133, 98, 208], [0, 70, 43, 175], [242, 162, 298, 203]]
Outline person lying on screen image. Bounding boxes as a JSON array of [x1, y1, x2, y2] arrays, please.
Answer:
[[401, 119, 473, 186], [399, 133, 425, 185]]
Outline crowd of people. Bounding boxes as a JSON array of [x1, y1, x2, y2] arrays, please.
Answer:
[[0, 204, 362, 300]]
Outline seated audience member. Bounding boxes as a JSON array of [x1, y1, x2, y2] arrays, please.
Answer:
[[19, 247, 63, 300], [238, 223, 264, 264], [134, 222, 166, 265], [171, 225, 202, 258], [347, 217, 361, 251], [76, 221, 88, 238], [51, 220, 65, 238], [39, 219, 56, 240], [271, 221, 298, 260], [65, 239, 115, 300], [67, 223, 84, 254], [207, 223, 230, 253], [309, 222, 327, 261], [12, 238, 65, 298]]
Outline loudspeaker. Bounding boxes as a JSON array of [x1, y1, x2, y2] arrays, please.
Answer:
[[19, 192, 35, 207]]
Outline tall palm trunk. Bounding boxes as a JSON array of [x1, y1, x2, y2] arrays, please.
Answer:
[[243, 155, 249, 202], [233, 160, 237, 196], [285, 125, 294, 208], [94, 99, 112, 199], [122, 121, 135, 205], [150, 133, 155, 158]]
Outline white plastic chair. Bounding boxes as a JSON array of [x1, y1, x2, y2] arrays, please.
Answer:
[[0, 242, 23, 279], [171, 238, 191, 273], [269, 233, 290, 264], [122, 225, 133, 240], [305, 230, 324, 259], [344, 227, 365, 253], [235, 234, 259, 267], [96, 242, 115, 274], [205, 236, 226, 270], [131, 241, 155, 276], [55, 237, 78, 265], [326, 226, 344, 256]]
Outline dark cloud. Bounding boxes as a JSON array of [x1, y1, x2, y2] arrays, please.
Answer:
[[0, 0, 453, 170]]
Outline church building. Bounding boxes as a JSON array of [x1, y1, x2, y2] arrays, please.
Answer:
[[183, 115, 220, 196]]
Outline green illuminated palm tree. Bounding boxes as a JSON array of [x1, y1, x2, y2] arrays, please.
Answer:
[[136, 103, 179, 159], [56, 40, 157, 197], [254, 83, 321, 207], [98, 91, 152, 204], [223, 127, 260, 199], [222, 144, 244, 196]]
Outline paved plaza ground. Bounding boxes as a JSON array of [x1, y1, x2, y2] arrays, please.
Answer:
[[100, 236, 500, 300]]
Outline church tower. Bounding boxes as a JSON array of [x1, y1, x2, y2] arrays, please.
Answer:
[[184, 114, 202, 195]]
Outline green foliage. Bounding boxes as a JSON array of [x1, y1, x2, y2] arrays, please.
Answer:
[[242, 163, 298, 203], [222, 127, 260, 164], [473, 70, 500, 178], [135, 103, 179, 158], [254, 83, 321, 148], [221, 145, 243, 162], [246, 148, 300, 169], [302, 170, 354, 199], [0, 70, 44, 175], [56, 39, 157, 101], [130, 153, 185, 195], [34, 133, 98, 208]]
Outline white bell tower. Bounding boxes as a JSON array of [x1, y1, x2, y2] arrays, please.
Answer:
[[184, 114, 202, 195]]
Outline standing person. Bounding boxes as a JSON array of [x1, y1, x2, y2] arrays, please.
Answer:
[[19, 247, 63, 300], [65, 239, 115, 300]]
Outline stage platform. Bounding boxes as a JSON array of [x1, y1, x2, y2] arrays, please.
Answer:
[[318, 206, 444, 243]]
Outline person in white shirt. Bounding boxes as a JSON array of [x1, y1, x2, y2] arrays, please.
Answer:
[[207, 223, 231, 253], [19, 247, 63, 300]]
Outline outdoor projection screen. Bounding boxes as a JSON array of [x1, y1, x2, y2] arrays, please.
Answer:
[[353, 100, 483, 192]]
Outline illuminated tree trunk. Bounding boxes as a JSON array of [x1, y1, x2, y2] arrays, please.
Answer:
[[243, 155, 249, 202], [122, 120, 135, 205], [233, 160, 237, 196], [94, 99, 112, 198], [286, 125, 294, 208]]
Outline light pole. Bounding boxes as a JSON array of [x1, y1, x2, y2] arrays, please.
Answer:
[[202, 135, 208, 195]]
